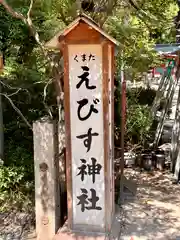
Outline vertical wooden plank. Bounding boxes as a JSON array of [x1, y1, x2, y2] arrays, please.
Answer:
[[102, 40, 110, 232], [108, 43, 115, 224], [108, 44, 112, 224], [173, 78, 180, 181], [62, 43, 73, 229], [58, 122, 66, 225], [54, 121, 61, 232], [111, 45, 115, 217], [171, 57, 180, 173]]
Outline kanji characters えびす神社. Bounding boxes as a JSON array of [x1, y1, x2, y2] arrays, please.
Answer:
[[73, 51, 103, 210], [76, 66, 96, 90], [77, 98, 99, 121], [69, 44, 105, 228], [77, 188, 102, 212], [77, 157, 102, 183], [76, 128, 99, 152]]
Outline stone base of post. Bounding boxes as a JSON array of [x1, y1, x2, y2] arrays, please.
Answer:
[[53, 223, 106, 240], [53, 205, 122, 240]]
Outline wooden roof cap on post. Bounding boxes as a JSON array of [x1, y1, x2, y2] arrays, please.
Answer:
[[45, 13, 119, 49]]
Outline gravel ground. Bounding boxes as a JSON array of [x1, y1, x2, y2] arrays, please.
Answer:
[[1, 169, 180, 240], [0, 211, 36, 240], [116, 168, 180, 240]]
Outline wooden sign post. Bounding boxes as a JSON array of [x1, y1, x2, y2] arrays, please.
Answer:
[[46, 14, 118, 239]]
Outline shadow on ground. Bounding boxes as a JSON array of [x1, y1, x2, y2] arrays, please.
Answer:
[[117, 169, 180, 240]]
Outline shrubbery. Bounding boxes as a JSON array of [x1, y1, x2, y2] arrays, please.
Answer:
[[114, 85, 156, 149], [0, 139, 34, 211], [0, 165, 34, 211], [0, 82, 157, 211]]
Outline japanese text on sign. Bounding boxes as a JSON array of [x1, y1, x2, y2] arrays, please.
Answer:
[[69, 45, 105, 227], [74, 53, 102, 211]]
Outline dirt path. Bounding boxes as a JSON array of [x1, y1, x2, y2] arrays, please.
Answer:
[[0, 211, 35, 240], [1, 169, 180, 240], [118, 168, 180, 240]]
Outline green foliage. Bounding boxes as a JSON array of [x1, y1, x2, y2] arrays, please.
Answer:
[[0, 143, 34, 211], [106, 1, 178, 78], [0, 3, 59, 210], [0, 0, 178, 210], [126, 104, 152, 145], [0, 164, 34, 211], [0, 166, 28, 191], [114, 86, 155, 148], [4, 142, 33, 168]]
